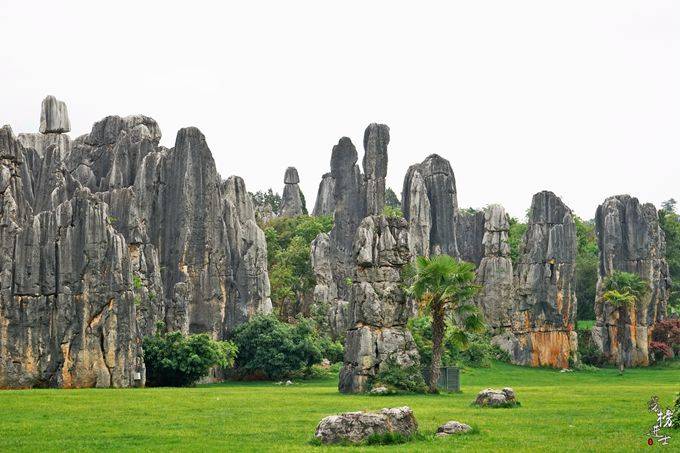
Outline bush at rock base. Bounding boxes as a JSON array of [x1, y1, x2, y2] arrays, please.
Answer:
[[231, 315, 340, 379], [370, 357, 427, 394], [143, 325, 237, 387]]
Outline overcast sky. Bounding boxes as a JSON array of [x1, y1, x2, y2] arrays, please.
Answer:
[[1, 1, 678, 219]]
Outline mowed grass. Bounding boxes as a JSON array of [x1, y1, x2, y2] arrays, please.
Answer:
[[0, 362, 678, 452]]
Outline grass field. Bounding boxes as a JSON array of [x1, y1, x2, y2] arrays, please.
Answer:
[[0, 362, 678, 452]]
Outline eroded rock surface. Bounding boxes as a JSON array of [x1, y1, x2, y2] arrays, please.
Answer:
[[280, 167, 305, 217], [312, 172, 335, 216], [473, 387, 517, 407], [592, 195, 670, 367], [500, 191, 578, 368], [314, 406, 418, 444], [339, 216, 420, 393], [39, 95, 70, 134], [0, 99, 272, 388]]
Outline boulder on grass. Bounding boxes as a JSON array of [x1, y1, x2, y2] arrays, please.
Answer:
[[436, 421, 472, 436], [473, 387, 518, 407], [314, 406, 418, 444]]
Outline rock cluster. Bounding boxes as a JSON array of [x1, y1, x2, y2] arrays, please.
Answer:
[[496, 191, 578, 368], [311, 124, 391, 337], [339, 215, 420, 393], [0, 98, 271, 388], [314, 406, 418, 444], [279, 167, 305, 217], [592, 195, 670, 367]]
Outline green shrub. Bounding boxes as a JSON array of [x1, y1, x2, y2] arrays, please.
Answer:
[[143, 325, 237, 387], [133, 275, 142, 289], [371, 357, 427, 393], [672, 393, 680, 429], [230, 315, 324, 379], [577, 329, 605, 367], [318, 337, 344, 363]]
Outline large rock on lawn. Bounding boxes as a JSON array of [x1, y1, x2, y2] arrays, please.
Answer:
[[473, 387, 518, 407], [436, 421, 472, 436], [314, 406, 418, 444]]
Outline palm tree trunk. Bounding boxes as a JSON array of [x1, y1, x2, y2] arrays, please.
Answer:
[[429, 300, 445, 393]]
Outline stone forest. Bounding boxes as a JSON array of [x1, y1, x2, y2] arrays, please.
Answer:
[[0, 96, 674, 389], [0, 97, 678, 449]]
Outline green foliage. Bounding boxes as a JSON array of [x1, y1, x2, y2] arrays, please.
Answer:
[[508, 217, 527, 266], [659, 202, 680, 315], [382, 204, 403, 218], [133, 275, 143, 290], [577, 329, 605, 367], [264, 215, 333, 315], [574, 217, 599, 321], [251, 189, 281, 215], [601, 271, 649, 308], [230, 315, 325, 380], [134, 296, 141, 307], [408, 317, 506, 368], [385, 187, 401, 209], [148, 291, 156, 301], [371, 357, 427, 393], [143, 327, 237, 387], [317, 336, 344, 363]]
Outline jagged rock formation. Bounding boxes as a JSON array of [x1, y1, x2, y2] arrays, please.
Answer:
[[339, 215, 420, 393], [312, 172, 334, 216], [0, 99, 271, 388], [311, 124, 391, 337], [40, 95, 70, 134], [402, 154, 459, 257], [280, 167, 305, 217], [456, 209, 485, 265], [592, 195, 670, 367], [474, 205, 514, 332], [494, 191, 578, 368]]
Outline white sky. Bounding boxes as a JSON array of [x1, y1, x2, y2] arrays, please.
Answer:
[[1, 1, 678, 219]]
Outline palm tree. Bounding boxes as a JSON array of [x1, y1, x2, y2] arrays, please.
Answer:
[[406, 255, 483, 393], [601, 271, 649, 373]]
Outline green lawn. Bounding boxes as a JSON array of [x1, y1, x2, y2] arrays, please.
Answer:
[[577, 320, 595, 331], [0, 362, 678, 452]]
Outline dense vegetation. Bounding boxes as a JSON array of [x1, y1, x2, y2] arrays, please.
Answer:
[[574, 217, 599, 321], [660, 199, 680, 316], [263, 215, 333, 319], [143, 325, 238, 387], [229, 315, 342, 380]]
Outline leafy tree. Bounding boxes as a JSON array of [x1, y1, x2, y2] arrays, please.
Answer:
[[574, 217, 599, 321], [230, 315, 324, 379], [383, 205, 403, 218], [508, 217, 527, 265], [659, 200, 680, 316], [385, 187, 401, 209], [600, 271, 649, 372], [143, 325, 238, 387], [251, 189, 282, 215], [405, 255, 483, 392], [264, 215, 333, 318]]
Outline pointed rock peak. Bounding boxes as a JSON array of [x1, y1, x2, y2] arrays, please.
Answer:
[[284, 167, 300, 184], [40, 95, 70, 134], [331, 137, 358, 176], [362, 123, 390, 156], [529, 191, 572, 224]]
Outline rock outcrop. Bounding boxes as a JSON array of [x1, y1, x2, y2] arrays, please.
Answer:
[[0, 98, 271, 388], [312, 172, 334, 216], [39, 95, 70, 134], [474, 205, 514, 332], [592, 195, 670, 367], [311, 124, 391, 336], [280, 167, 305, 217], [495, 191, 578, 368], [473, 388, 518, 407], [339, 215, 420, 393], [314, 406, 418, 444], [402, 154, 459, 257]]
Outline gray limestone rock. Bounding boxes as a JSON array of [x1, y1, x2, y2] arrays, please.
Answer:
[[505, 191, 578, 368], [339, 215, 420, 393], [436, 421, 473, 436], [593, 195, 670, 367], [473, 388, 518, 407], [39, 95, 70, 134], [402, 154, 459, 257], [314, 406, 418, 444], [312, 172, 335, 216], [362, 124, 389, 216], [280, 167, 305, 217]]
